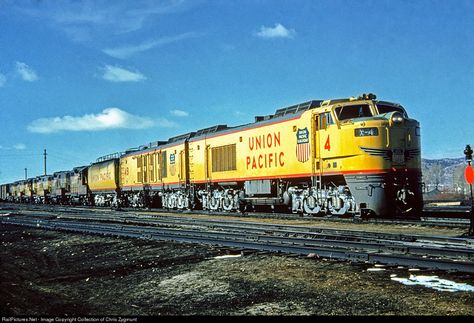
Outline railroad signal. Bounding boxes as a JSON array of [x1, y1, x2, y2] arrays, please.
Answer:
[[466, 165, 474, 185], [464, 144, 474, 236], [465, 144, 473, 162]]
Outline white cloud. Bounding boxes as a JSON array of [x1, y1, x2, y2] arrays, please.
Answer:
[[0, 73, 6, 87], [254, 23, 296, 39], [103, 32, 200, 59], [27, 108, 155, 133], [155, 118, 177, 128], [15, 62, 39, 81], [170, 109, 189, 117], [0, 143, 26, 150], [13, 1, 196, 41], [101, 65, 146, 82]]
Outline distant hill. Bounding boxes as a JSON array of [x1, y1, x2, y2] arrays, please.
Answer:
[[422, 157, 470, 196]]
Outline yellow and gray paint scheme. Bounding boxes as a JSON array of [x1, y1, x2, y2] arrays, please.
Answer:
[[1, 94, 422, 217]]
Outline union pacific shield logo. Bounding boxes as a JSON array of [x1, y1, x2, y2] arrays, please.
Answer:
[[296, 128, 310, 162], [169, 154, 176, 176]]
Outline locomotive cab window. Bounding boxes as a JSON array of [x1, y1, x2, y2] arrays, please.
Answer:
[[375, 104, 408, 118], [335, 104, 372, 121], [318, 112, 334, 130]]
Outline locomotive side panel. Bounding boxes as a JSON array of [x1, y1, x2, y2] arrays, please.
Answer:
[[120, 149, 161, 208], [11, 182, 19, 202], [189, 116, 314, 184], [23, 179, 33, 203], [88, 159, 119, 193], [159, 142, 188, 188], [69, 168, 89, 204], [156, 142, 191, 209], [119, 141, 189, 208], [121, 143, 188, 191], [51, 171, 71, 203], [32, 176, 52, 203], [120, 153, 143, 191]]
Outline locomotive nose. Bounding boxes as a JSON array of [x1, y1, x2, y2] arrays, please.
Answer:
[[390, 112, 404, 125]]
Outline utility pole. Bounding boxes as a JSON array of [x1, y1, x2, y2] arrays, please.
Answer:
[[24, 168, 27, 180], [43, 149, 47, 175]]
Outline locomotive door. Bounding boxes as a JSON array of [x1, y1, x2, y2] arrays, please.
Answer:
[[205, 144, 211, 182], [313, 114, 321, 171], [315, 111, 334, 184], [313, 114, 322, 189], [179, 150, 185, 183]]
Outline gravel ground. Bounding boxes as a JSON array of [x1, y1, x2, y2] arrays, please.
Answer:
[[1, 223, 473, 317]]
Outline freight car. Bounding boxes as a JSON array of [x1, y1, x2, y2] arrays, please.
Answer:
[[0, 94, 423, 217]]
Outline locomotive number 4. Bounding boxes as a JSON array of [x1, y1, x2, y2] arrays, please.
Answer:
[[324, 135, 331, 151]]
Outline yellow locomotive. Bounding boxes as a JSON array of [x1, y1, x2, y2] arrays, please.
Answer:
[[1, 93, 422, 217], [94, 93, 421, 217]]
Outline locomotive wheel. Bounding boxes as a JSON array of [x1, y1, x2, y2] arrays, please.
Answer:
[[303, 196, 321, 215], [328, 199, 349, 215], [395, 188, 415, 215], [222, 196, 233, 211], [210, 196, 219, 210]]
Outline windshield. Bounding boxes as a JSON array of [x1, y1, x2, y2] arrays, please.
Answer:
[[376, 104, 407, 117], [334, 104, 372, 121]]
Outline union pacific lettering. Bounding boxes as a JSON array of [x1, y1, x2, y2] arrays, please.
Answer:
[[91, 172, 112, 182], [246, 132, 284, 170]]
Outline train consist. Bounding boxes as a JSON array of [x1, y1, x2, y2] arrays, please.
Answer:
[[0, 94, 423, 217]]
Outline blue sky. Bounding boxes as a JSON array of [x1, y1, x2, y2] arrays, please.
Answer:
[[0, 0, 473, 184]]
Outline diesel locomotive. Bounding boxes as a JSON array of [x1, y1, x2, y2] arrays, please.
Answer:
[[0, 93, 423, 217]]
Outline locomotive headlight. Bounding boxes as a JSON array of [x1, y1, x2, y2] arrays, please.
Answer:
[[355, 127, 379, 137], [391, 112, 404, 124]]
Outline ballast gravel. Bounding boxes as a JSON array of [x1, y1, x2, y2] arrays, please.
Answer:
[[1, 224, 473, 316]]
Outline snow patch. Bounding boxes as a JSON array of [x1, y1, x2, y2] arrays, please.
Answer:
[[214, 254, 242, 259], [367, 268, 386, 272], [391, 275, 474, 292]]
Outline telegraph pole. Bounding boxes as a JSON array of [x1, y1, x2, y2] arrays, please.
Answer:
[[43, 149, 47, 175]]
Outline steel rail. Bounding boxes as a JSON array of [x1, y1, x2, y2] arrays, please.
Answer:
[[3, 207, 473, 252], [1, 215, 474, 273], [1, 202, 471, 227], [6, 209, 473, 254], [5, 216, 470, 259], [43, 209, 474, 247]]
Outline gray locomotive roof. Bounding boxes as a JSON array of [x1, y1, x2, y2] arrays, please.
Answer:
[[53, 170, 75, 175], [119, 96, 401, 156], [73, 165, 88, 172], [188, 100, 323, 142], [120, 99, 324, 156]]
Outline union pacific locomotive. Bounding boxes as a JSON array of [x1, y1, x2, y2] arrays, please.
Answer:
[[0, 93, 423, 217]]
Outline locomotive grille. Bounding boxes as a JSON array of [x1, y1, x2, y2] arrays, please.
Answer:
[[212, 144, 237, 173]]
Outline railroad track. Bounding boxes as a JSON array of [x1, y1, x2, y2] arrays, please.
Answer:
[[0, 202, 471, 228], [1, 208, 473, 274]]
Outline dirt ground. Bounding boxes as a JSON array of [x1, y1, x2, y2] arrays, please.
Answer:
[[1, 224, 473, 317]]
